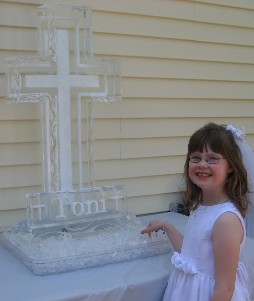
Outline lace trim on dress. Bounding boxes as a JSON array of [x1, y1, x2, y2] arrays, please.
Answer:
[[171, 252, 197, 274]]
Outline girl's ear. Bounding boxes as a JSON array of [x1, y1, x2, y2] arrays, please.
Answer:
[[227, 165, 234, 174]]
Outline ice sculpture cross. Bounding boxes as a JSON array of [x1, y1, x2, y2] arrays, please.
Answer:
[[6, 5, 121, 193], [25, 30, 99, 191]]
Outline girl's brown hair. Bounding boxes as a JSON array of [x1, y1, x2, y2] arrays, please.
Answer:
[[183, 123, 249, 217]]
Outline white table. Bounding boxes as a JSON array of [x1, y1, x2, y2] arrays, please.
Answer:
[[0, 212, 253, 301], [0, 212, 183, 301]]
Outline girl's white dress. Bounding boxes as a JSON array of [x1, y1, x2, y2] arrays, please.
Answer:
[[163, 202, 250, 301]]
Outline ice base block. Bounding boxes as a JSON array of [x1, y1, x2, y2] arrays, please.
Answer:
[[0, 213, 171, 275]]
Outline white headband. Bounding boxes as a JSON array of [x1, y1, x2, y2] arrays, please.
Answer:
[[226, 124, 245, 141]]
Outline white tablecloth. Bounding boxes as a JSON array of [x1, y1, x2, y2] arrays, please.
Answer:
[[0, 212, 185, 301], [0, 212, 253, 301]]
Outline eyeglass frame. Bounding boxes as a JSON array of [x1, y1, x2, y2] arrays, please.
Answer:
[[189, 153, 225, 165]]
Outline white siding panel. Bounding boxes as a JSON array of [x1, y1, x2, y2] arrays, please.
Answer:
[[124, 79, 254, 99], [194, 1, 254, 26], [94, 35, 254, 64], [0, 143, 41, 166], [0, 186, 41, 210], [0, 209, 26, 230], [120, 118, 254, 138], [0, 121, 40, 143], [194, 22, 254, 46], [0, 2, 38, 27], [94, 157, 185, 180], [121, 137, 188, 159], [0, 100, 40, 120], [127, 193, 183, 215], [93, 11, 195, 40], [93, 99, 254, 119], [0, 165, 42, 189], [122, 58, 254, 81], [119, 174, 184, 197], [0, 27, 37, 51]]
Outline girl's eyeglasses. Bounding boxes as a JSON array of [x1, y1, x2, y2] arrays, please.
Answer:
[[189, 154, 225, 165]]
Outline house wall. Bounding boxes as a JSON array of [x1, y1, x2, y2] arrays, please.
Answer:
[[0, 0, 254, 229]]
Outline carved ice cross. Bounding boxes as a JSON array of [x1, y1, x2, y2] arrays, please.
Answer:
[[6, 5, 121, 193], [26, 30, 99, 191]]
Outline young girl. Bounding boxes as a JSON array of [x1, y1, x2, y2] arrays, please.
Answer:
[[141, 123, 252, 301]]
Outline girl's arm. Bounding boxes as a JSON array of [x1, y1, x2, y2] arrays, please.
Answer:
[[211, 212, 243, 301], [141, 220, 184, 252]]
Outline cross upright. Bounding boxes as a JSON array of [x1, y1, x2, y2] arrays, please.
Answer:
[[6, 4, 122, 192]]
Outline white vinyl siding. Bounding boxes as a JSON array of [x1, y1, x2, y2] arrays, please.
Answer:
[[0, 0, 254, 229]]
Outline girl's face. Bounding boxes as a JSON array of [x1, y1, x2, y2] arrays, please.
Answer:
[[188, 146, 232, 199]]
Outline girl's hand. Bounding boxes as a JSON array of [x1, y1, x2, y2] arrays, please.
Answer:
[[141, 219, 184, 252], [141, 220, 163, 236]]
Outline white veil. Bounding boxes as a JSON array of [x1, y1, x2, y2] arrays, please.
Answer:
[[226, 125, 254, 211], [226, 125, 254, 299]]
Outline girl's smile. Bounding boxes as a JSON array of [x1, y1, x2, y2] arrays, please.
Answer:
[[196, 171, 211, 178]]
